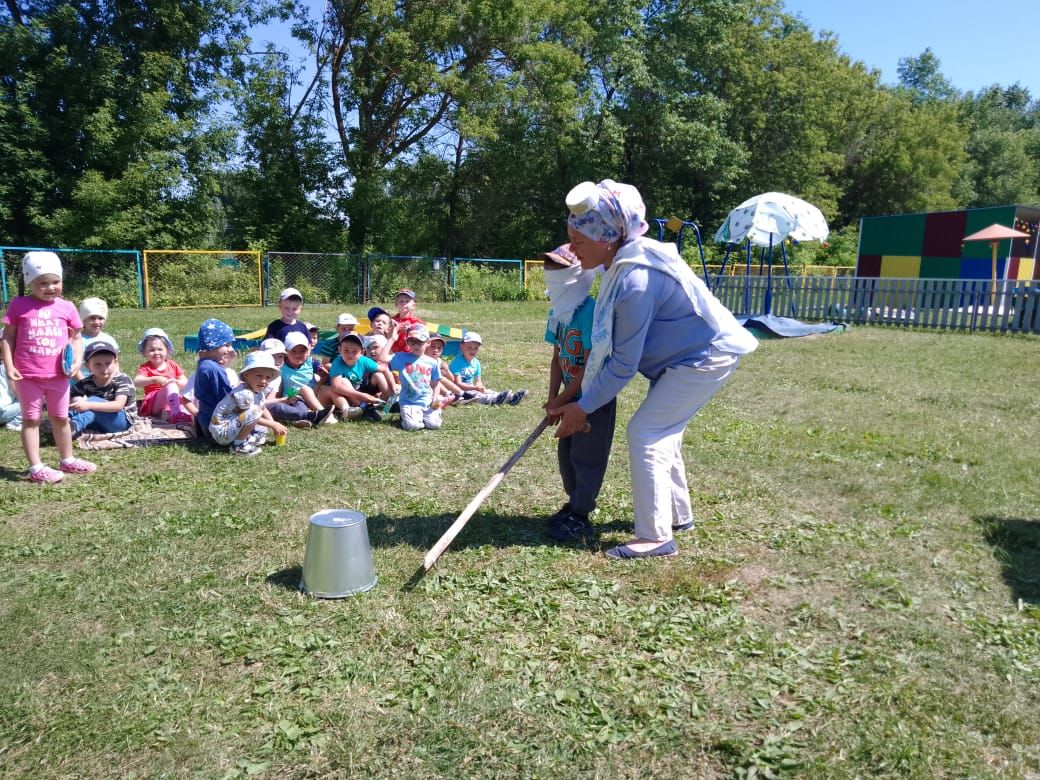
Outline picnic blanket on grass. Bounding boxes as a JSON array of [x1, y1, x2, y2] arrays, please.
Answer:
[[42, 417, 197, 450]]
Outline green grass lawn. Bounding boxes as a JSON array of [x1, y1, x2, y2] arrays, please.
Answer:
[[2, 303, 1039, 778]]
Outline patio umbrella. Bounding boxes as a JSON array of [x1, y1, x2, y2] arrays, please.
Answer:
[[714, 191, 829, 247], [714, 192, 829, 314], [963, 223, 1029, 305]]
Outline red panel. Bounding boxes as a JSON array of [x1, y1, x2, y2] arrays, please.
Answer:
[[1008, 258, 1020, 279], [923, 210, 968, 257], [857, 254, 881, 277]]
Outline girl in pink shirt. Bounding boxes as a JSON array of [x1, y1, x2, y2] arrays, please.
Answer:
[[1, 252, 96, 483]]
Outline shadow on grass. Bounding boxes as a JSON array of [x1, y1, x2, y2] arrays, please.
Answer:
[[0, 465, 29, 482], [265, 565, 303, 592], [266, 512, 638, 592], [365, 511, 634, 554], [979, 516, 1040, 605]]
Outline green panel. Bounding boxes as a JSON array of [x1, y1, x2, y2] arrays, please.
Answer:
[[962, 206, 1017, 257], [920, 256, 963, 279], [858, 213, 927, 256]]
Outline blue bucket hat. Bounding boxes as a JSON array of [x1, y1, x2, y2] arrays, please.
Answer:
[[197, 319, 234, 352]]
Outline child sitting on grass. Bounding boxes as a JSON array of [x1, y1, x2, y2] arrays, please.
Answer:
[[424, 333, 469, 406], [209, 350, 286, 457], [325, 332, 389, 421], [265, 332, 334, 428], [69, 341, 138, 437], [388, 325, 442, 431], [0, 330, 22, 431], [366, 306, 395, 349], [134, 328, 191, 424], [77, 297, 118, 379], [2, 251, 95, 482], [191, 318, 239, 441], [259, 338, 286, 396], [280, 332, 334, 421], [263, 287, 310, 345], [450, 332, 527, 406], [313, 312, 359, 365], [389, 289, 424, 353]]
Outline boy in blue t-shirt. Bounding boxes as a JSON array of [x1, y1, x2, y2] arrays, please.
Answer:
[[326, 332, 391, 422], [541, 245, 617, 542], [272, 331, 334, 427], [448, 332, 527, 406], [193, 319, 236, 440], [388, 325, 442, 431]]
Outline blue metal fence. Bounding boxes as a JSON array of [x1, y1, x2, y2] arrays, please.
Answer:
[[1, 246, 143, 307]]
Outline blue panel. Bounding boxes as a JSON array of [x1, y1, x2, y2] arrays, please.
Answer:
[[959, 258, 990, 280]]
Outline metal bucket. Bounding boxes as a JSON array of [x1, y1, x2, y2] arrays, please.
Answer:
[[300, 509, 377, 598]]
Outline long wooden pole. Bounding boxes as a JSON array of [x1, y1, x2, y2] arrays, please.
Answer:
[[423, 416, 551, 571]]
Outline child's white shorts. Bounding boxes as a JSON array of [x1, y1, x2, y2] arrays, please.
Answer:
[[400, 404, 442, 431]]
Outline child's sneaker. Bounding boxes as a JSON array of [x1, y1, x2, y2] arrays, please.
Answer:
[[490, 390, 510, 405], [291, 419, 313, 429], [29, 465, 64, 483], [170, 412, 194, 425], [60, 457, 97, 474], [6, 420, 22, 431], [507, 389, 527, 405], [362, 405, 382, 422], [546, 510, 597, 542], [321, 407, 338, 424], [248, 428, 269, 446], [345, 407, 364, 420], [230, 439, 261, 457], [308, 407, 334, 427], [455, 391, 479, 406]]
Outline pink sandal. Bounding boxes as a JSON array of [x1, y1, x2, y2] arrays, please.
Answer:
[[29, 465, 64, 484], [60, 458, 97, 475]]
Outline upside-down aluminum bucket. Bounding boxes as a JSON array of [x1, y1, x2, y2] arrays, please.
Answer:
[[300, 510, 377, 598]]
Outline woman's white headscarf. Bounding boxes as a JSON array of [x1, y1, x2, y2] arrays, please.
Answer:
[[566, 180, 649, 246], [564, 181, 757, 392]]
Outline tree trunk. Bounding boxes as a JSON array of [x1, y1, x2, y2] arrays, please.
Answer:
[[443, 132, 465, 261]]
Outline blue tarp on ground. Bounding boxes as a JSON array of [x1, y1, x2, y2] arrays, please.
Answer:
[[736, 314, 849, 339]]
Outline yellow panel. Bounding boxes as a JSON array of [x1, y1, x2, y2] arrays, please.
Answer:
[[880, 255, 921, 278], [1017, 259, 1035, 280]]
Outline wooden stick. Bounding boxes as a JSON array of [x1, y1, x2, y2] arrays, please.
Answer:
[[423, 416, 551, 571]]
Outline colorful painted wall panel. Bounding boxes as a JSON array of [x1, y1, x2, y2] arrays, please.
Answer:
[[959, 258, 1008, 280], [857, 254, 881, 277], [858, 205, 1038, 281], [923, 211, 967, 257], [859, 213, 926, 256], [880, 255, 921, 278], [919, 257, 963, 279]]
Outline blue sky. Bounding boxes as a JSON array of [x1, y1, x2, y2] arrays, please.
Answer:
[[784, 0, 1037, 97], [254, 1, 1037, 100]]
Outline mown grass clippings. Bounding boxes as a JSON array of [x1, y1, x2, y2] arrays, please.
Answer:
[[1, 305, 1039, 777]]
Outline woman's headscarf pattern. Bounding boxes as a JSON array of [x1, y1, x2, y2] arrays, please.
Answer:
[[567, 179, 649, 245]]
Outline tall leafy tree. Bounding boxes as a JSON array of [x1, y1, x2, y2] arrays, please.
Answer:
[[897, 48, 957, 105], [222, 50, 347, 250], [959, 85, 1040, 207], [0, 0, 260, 248], [320, 0, 582, 252]]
